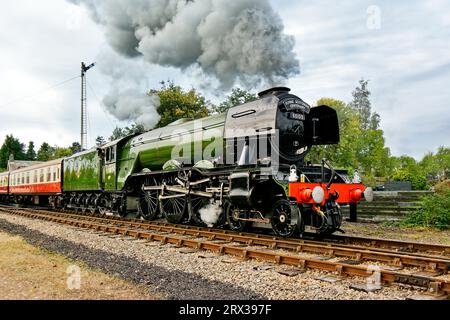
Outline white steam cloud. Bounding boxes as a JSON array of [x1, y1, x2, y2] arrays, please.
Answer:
[[103, 88, 161, 129], [70, 0, 300, 89], [95, 49, 161, 129], [199, 203, 223, 227]]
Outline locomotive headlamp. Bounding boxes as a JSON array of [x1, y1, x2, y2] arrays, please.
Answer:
[[312, 186, 325, 204], [364, 187, 374, 202]]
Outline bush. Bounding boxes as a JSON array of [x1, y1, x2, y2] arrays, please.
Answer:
[[391, 169, 429, 190], [401, 187, 450, 230], [434, 179, 450, 194]]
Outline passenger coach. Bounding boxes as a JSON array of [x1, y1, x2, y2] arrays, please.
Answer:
[[7, 159, 63, 205]]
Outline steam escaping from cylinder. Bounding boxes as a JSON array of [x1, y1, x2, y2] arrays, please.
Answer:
[[69, 0, 300, 89], [199, 202, 223, 227]]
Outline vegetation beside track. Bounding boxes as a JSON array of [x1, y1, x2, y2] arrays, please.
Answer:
[[400, 187, 450, 230]]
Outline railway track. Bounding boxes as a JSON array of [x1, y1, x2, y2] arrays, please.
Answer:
[[0, 205, 449, 299]]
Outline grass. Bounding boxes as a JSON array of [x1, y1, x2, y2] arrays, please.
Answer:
[[0, 232, 160, 300]]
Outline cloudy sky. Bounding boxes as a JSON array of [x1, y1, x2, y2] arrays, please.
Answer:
[[0, 0, 449, 160]]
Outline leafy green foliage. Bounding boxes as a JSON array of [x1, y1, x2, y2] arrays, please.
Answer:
[[349, 79, 380, 131], [53, 147, 73, 159], [401, 187, 450, 230], [419, 147, 450, 180], [36, 143, 55, 161], [70, 142, 82, 155], [307, 80, 448, 188], [434, 180, 450, 194], [306, 96, 391, 186], [154, 81, 210, 128], [25, 141, 36, 160], [109, 123, 146, 141], [212, 88, 257, 114], [0, 135, 26, 169], [391, 168, 428, 190]]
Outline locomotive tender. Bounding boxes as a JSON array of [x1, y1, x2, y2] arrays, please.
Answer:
[[0, 87, 372, 237]]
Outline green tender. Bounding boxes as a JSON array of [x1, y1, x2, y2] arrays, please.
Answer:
[[63, 149, 101, 192]]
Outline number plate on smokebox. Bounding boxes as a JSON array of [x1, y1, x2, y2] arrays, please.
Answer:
[[289, 113, 305, 121]]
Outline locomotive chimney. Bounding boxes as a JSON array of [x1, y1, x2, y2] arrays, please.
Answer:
[[258, 87, 291, 98]]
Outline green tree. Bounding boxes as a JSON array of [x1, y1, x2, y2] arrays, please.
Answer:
[[110, 127, 126, 141], [0, 135, 26, 169], [307, 93, 391, 186], [109, 123, 146, 141], [390, 156, 429, 190], [420, 146, 450, 180], [36, 143, 55, 161], [154, 81, 210, 128], [26, 141, 36, 160], [307, 98, 362, 171], [349, 79, 380, 130], [213, 88, 257, 114], [70, 142, 82, 155], [54, 147, 73, 159]]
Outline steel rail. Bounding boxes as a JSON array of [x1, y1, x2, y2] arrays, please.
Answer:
[[2, 207, 450, 296], [1, 206, 450, 277], [1, 204, 449, 258]]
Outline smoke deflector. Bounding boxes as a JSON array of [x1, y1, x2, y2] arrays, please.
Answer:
[[304, 106, 340, 145]]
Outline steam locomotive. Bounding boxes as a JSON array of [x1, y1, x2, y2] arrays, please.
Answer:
[[0, 87, 372, 237]]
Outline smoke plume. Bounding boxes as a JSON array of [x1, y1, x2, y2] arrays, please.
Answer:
[[103, 88, 161, 129], [95, 49, 161, 129], [70, 0, 300, 88]]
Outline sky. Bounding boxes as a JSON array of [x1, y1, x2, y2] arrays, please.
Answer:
[[0, 0, 449, 160]]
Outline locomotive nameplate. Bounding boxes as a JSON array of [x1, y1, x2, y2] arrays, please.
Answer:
[[282, 98, 311, 114]]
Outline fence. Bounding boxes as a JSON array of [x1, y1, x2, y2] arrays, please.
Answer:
[[341, 191, 434, 222]]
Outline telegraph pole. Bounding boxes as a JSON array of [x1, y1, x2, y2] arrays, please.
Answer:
[[81, 62, 95, 150]]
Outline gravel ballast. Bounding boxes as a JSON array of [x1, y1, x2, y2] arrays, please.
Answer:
[[0, 213, 429, 300], [0, 217, 263, 300]]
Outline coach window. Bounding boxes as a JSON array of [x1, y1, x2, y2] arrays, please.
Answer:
[[52, 167, 56, 181], [57, 168, 60, 180], [40, 169, 44, 183], [34, 171, 37, 183], [106, 148, 111, 162], [47, 168, 51, 182], [26, 172, 30, 184], [111, 146, 116, 162], [21, 173, 24, 185]]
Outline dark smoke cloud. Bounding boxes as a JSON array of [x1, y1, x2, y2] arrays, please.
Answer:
[[69, 0, 300, 88]]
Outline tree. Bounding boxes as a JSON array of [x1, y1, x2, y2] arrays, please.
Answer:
[[154, 81, 210, 128], [54, 147, 73, 159], [96, 136, 106, 146], [307, 98, 362, 171], [349, 79, 380, 130], [109, 123, 146, 141], [419, 146, 450, 180], [70, 142, 82, 155], [0, 135, 26, 169], [213, 88, 258, 114], [307, 96, 392, 186], [36, 143, 55, 161], [26, 141, 36, 161]]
